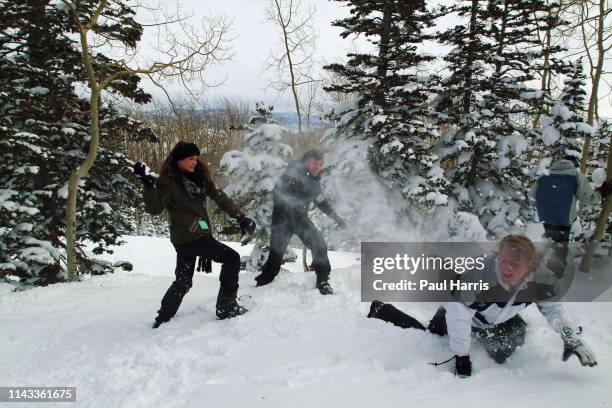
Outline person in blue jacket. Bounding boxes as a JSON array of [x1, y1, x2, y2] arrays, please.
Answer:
[[529, 155, 610, 243]]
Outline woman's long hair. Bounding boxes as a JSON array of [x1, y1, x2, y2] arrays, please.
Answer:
[[160, 142, 213, 187]]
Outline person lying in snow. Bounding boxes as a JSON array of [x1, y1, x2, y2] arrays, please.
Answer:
[[255, 149, 346, 295], [367, 235, 597, 377], [134, 141, 256, 327]]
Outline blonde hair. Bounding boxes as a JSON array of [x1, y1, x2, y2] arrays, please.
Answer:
[[497, 235, 539, 271]]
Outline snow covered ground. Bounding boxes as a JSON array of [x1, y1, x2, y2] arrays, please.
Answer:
[[1, 235, 611, 408]]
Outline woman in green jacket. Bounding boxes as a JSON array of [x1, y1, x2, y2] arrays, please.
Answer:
[[134, 142, 256, 327]]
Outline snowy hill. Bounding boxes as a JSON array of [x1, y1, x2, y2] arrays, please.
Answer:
[[1, 236, 610, 408]]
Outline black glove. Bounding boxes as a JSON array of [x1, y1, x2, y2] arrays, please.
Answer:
[[595, 180, 611, 199], [133, 162, 155, 186], [239, 216, 256, 235], [455, 355, 472, 378], [561, 327, 597, 367], [332, 214, 347, 229]]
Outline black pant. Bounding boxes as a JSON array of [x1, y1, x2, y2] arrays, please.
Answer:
[[371, 304, 527, 363], [260, 205, 331, 281], [543, 223, 571, 243], [543, 223, 571, 278], [156, 235, 241, 322]]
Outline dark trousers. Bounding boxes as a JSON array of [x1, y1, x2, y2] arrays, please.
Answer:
[[543, 223, 571, 278], [260, 205, 331, 281], [543, 223, 571, 243], [370, 304, 527, 363], [156, 235, 241, 322]]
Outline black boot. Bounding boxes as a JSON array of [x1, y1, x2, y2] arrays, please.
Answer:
[[316, 279, 333, 295], [152, 312, 170, 329], [366, 300, 426, 330], [216, 289, 248, 320], [367, 300, 385, 318], [216, 300, 248, 320]]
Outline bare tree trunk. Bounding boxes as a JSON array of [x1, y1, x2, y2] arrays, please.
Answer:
[[462, 0, 479, 115], [375, 0, 393, 107], [302, 246, 308, 271], [580, 0, 605, 173], [272, 0, 304, 135], [532, 0, 562, 128], [576, 0, 610, 272], [66, 4, 106, 280], [580, 129, 611, 272]]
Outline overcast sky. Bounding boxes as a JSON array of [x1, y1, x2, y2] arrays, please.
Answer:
[[133, 0, 611, 119], [135, 0, 352, 111]]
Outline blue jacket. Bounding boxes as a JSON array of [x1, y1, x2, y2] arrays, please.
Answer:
[[529, 159, 601, 226]]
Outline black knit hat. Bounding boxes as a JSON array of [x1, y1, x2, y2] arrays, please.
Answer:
[[172, 142, 200, 162], [564, 154, 580, 168]]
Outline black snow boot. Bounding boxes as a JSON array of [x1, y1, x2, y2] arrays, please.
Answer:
[[152, 314, 170, 329], [366, 301, 426, 330], [367, 300, 385, 318], [316, 279, 334, 295], [216, 289, 248, 320], [216, 301, 248, 320]]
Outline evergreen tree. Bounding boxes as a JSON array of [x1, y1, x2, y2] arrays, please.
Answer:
[[434, 0, 566, 238], [0, 0, 155, 285], [540, 59, 590, 161], [324, 0, 448, 212], [220, 103, 295, 271]]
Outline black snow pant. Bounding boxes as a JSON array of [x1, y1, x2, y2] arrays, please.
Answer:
[[156, 235, 241, 323], [260, 205, 331, 282], [543, 223, 571, 278], [370, 304, 527, 364]]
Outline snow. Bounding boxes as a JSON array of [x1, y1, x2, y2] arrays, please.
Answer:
[[57, 183, 69, 199], [19, 246, 56, 264], [14, 165, 40, 175], [380, 140, 404, 154], [29, 86, 50, 96], [591, 168, 606, 187], [519, 90, 543, 100], [576, 122, 595, 136], [372, 114, 387, 125], [497, 134, 528, 169], [325, 97, 361, 117], [1, 235, 610, 407], [552, 103, 573, 121], [258, 123, 284, 142], [425, 191, 448, 205], [541, 124, 560, 146], [396, 82, 419, 92]]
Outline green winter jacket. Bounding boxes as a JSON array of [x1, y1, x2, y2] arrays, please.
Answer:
[[143, 166, 244, 244]]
